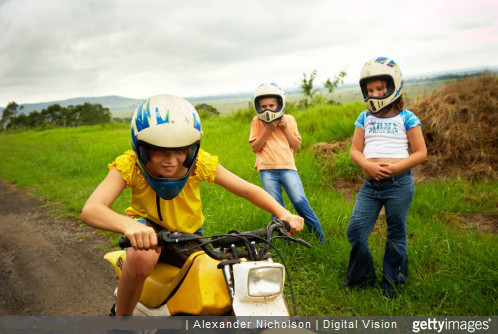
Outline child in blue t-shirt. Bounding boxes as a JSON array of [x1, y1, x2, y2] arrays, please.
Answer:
[[344, 57, 427, 297]]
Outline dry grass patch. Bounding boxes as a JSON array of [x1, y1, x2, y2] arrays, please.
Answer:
[[412, 73, 498, 180], [313, 141, 349, 158], [452, 213, 498, 234]]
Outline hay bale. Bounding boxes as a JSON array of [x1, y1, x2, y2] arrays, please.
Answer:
[[411, 73, 498, 179]]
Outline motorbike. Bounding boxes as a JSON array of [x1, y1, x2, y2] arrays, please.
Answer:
[[104, 219, 311, 316]]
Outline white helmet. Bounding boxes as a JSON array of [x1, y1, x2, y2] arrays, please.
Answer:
[[131, 94, 202, 200], [359, 57, 404, 113], [253, 82, 286, 123]]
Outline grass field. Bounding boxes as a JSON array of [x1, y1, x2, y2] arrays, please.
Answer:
[[0, 101, 496, 316]]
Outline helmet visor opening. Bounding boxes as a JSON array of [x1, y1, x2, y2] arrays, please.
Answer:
[[360, 75, 395, 100], [136, 140, 199, 181], [255, 95, 283, 114], [141, 142, 194, 154], [135, 141, 201, 200]]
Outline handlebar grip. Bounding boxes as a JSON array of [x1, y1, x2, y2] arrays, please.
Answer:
[[280, 220, 290, 231], [211, 229, 268, 248], [118, 237, 132, 249]]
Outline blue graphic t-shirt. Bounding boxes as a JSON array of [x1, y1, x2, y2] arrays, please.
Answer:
[[354, 109, 421, 159]]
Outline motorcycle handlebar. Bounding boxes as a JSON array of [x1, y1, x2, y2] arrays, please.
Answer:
[[210, 220, 292, 248], [118, 238, 132, 249], [117, 219, 309, 251], [210, 228, 268, 248]]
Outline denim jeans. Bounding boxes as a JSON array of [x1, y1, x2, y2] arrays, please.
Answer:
[[260, 169, 325, 242], [346, 171, 414, 286]]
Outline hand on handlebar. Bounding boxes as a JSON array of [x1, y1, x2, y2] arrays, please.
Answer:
[[279, 213, 304, 235], [123, 223, 159, 252]]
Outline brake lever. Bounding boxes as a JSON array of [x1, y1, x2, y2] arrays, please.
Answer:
[[288, 236, 312, 248], [272, 218, 290, 230], [277, 226, 290, 237], [276, 227, 312, 248]]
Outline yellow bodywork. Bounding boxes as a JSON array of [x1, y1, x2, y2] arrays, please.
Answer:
[[104, 250, 231, 315]]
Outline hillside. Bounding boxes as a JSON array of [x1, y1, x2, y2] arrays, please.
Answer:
[[2, 69, 494, 119], [10, 95, 142, 119], [4, 93, 254, 119]]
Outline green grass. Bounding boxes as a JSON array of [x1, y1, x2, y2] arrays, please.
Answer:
[[0, 102, 496, 316]]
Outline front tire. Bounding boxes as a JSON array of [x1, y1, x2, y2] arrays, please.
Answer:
[[109, 303, 116, 316]]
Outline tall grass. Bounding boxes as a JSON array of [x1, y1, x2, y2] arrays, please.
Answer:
[[0, 102, 496, 316]]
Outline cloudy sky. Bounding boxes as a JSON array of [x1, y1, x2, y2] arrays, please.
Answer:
[[0, 0, 497, 106]]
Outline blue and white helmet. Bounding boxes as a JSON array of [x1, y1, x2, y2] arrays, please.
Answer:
[[359, 57, 404, 113], [131, 94, 202, 200], [253, 82, 286, 123]]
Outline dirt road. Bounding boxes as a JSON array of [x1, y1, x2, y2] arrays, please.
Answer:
[[0, 182, 116, 315]]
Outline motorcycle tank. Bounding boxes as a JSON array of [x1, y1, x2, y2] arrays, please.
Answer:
[[167, 253, 232, 315], [104, 250, 231, 314]]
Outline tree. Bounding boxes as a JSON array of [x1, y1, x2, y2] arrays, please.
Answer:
[[1, 102, 20, 129], [324, 69, 347, 104], [41, 104, 63, 126], [7, 114, 28, 129], [299, 70, 318, 108], [195, 103, 220, 119], [76, 103, 112, 125], [3, 102, 112, 130], [27, 111, 47, 128], [64, 105, 79, 126]]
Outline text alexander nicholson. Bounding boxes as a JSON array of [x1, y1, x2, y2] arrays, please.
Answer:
[[188, 319, 312, 330]]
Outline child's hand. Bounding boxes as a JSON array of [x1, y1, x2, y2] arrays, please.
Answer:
[[384, 163, 400, 176], [365, 162, 392, 180], [280, 212, 304, 235], [278, 116, 288, 129], [265, 120, 279, 131], [124, 223, 159, 252]]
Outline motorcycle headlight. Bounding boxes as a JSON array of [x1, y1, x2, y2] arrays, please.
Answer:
[[248, 267, 284, 297]]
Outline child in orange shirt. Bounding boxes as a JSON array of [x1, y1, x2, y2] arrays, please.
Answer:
[[249, 83, 326, 243]]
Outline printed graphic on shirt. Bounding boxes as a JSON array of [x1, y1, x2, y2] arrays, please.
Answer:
[[355, 110, 421, 132], [366, 119, 400, 134]]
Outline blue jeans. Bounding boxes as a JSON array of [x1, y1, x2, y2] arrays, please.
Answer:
[[260, 169, 325, 242], [346, 171, 414, 286]]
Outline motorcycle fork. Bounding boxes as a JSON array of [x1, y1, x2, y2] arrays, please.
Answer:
[[221, 264, 235, 303]]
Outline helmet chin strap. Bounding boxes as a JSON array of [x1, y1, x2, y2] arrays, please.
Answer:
[[156, 193, 163, 221], [375, 103, 394, 116]]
